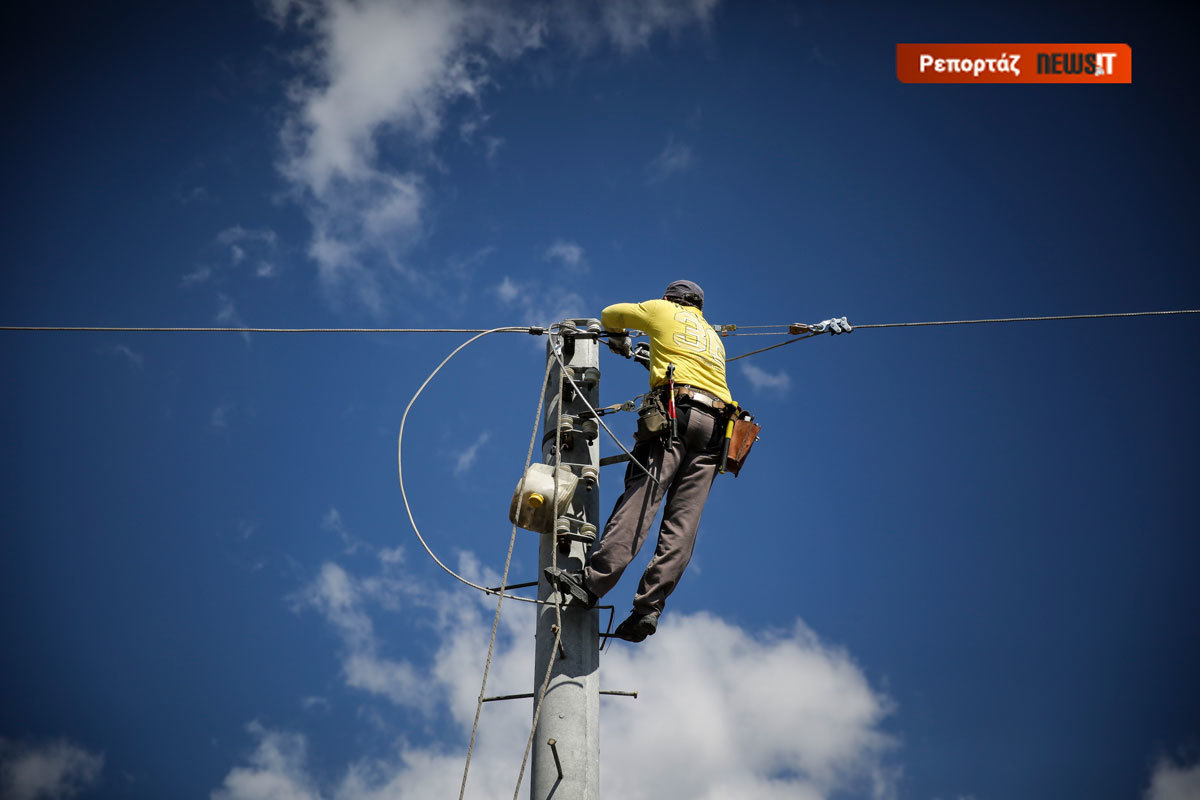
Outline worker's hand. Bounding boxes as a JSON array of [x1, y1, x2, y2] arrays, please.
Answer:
[[606, 333, 633, 358], [812, 316, 853, 335], [632, 342, 651, 370]]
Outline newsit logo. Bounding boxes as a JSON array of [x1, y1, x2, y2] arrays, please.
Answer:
[[1037, 51, 1118, 77], [896, 44, 1132, 84]]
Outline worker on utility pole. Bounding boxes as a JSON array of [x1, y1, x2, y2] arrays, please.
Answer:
[[547, 279, 853, 641]]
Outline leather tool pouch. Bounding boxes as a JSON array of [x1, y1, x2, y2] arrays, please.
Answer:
[[724, 412, 761, 477], [635, 393, 668, 441]]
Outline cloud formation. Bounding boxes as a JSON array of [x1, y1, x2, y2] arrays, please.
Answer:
[[453, 430, 491, 476], [0, 738, 104, 800], [219, 550, 896, 799], [740, 362, 791, 392], [1145, 755, 1200, 800], [265, 0, 717, 314], [543, 240, 587, 272], [492, 275, 587, 327], [98, 344, 144, 369], [647, 135, 694, 184], [290, 561, 434, 710]]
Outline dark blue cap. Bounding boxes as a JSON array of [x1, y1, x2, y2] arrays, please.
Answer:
[[664, 280, 704, 309]]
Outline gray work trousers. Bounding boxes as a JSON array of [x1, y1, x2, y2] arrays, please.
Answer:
[[584, 401, 724, 615]]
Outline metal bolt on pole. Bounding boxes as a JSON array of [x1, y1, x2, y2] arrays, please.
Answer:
[[532, 319, 601, 800]]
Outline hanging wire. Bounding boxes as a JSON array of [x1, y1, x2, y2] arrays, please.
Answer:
[[396, 327, 557, 606], [512, 346, 567, 799]]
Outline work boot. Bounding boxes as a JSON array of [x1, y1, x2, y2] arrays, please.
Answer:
[[613, 610, 659, 643], [543, 567, 596, 609]]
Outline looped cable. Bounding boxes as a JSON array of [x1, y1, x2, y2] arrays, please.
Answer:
[[397, 327, 557, 606]]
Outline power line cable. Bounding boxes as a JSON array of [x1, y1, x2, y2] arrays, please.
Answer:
[[725, 309, 1200, 361], [0, 325, 536, 334]]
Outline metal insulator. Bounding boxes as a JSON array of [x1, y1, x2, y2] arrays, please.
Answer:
[[578, 523, 597, 544], [580, 418, 598, 442], [558, 415, 573, 437], [586, 320, 601, 335]]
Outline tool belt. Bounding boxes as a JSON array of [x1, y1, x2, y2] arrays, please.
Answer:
[[674, 385, 729, 413], [635, 386, 760, 477]]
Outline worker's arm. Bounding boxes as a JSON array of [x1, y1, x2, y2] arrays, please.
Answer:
[[600, 301, 655, 334]]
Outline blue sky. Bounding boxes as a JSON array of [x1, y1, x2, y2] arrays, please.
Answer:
[[2, 2, 1197, 799]]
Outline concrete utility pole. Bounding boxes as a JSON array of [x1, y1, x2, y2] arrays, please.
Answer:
[[532, 319, 602, 800]]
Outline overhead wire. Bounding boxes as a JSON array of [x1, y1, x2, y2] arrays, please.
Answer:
[[724, 309, 1200, 361], [0, 325, 528, 333]]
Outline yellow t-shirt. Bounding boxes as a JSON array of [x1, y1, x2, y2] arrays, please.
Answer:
[[601, 298, 732, 403]]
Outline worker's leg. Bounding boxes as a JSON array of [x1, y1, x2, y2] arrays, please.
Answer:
[[585, 436, 683, 600], [633, 406, 721, 615]]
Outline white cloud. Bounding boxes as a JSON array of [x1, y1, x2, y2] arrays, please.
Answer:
[[491, 276, 586, 328], [597, 0, 720, 52], [453, 430, 491, 476], [98, 344, 144, 369], [291, 561, 434, 711], [494, 276, 519, 304], [221, 551, 896, 800], [215, 295, 252, 343], [543, 240, 587, 272], [211, 723, 321, 800], [377, 545, 405, 566], [211, 402, 235, 429], [300, 696, 332, 712], [181, 264, 214, 287], [323, 508, 368, 555], [0, 738, 104, 800], [1146, 755, 1200, 800], [740, 362, 791, 393], [266, 0, 717, 314], [647, 135, 694, 184]]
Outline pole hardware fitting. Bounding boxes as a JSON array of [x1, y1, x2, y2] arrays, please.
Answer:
[[714, 323, 737, 335], [527, 326, 546, 335], [484, 580, 538, 594], [547, 738, 564, 780], [570, 365, 601, 388], [560, 375, 577, 404], [788, 322, 813, 334], [577, 464, 598, 490], [480, 689, 635, 703], [543, 418, 575, 451], [554, 517, 597, 547]]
